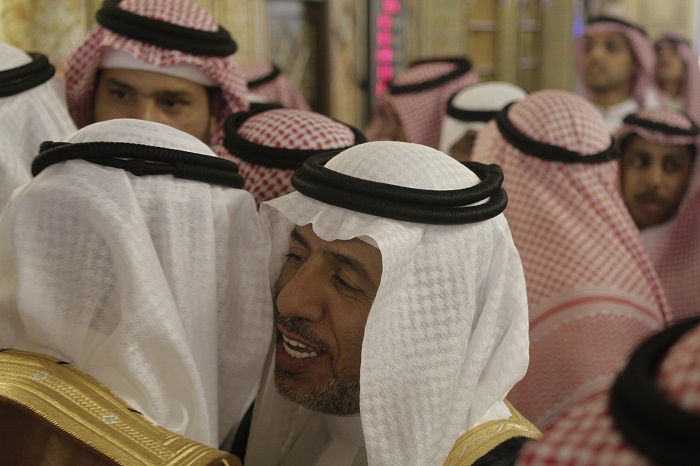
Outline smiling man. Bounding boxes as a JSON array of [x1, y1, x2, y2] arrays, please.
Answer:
[[576, 15, 660, 132], [244, 141, 540, 465], [65, 0, 249, 146]]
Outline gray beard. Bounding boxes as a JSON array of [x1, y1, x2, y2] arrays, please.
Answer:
[[274, 365, 360, 416]]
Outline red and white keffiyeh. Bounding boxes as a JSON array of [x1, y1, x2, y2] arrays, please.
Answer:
[[655, 33, 700, 125], [517, 319, 700, 466], [575, 16, 660, 109], [386, 58, 480, 148], [64, 0, 249, 147], [617, 108, 700, 321], [219, 107, 360, 206], [241, 63, 311, 111], [472, 90, 671, 429]]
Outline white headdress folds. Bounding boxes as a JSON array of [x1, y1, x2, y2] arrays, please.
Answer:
[[246, 141, 530, 465]]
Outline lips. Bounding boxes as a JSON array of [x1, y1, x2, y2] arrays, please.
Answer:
[[635, 192, 665, 212]]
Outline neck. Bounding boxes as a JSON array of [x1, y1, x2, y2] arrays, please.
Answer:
[[591, 86, 633, 109], [657, 78, 682, 98]]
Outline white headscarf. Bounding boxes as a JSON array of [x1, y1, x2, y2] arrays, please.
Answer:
[[246, 141, 530, 465], [0, 43, 76, 213], [439, 81, 527, 154], [0, 118, 273, 447]]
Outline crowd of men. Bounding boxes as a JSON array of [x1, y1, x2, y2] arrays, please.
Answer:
[[0, 1, 698, 465]]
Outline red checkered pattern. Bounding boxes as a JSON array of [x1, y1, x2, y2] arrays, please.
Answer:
[[656, 33, 700, 123], [219, 108, 356, 206], [241, 62, 311, 111], [64, 0, 249, 147], [617, 108, 700, 321], [517, 322, 700, 465], [387, 59, 480, 148], [575, 16, 660, 108], [472, 90, 671, 429]]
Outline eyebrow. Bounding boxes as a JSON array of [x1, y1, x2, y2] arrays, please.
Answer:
[[105, 78, 193, 98], [289, 227, 379, 290]]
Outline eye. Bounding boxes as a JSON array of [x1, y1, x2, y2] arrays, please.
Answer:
[[663, 159, 682, 172], [605, 40, 621, 53], [627, 153, 650, 169], [159, 97, 189, 113], [109, 89, 129, 101], [333, 274, 362, 295]]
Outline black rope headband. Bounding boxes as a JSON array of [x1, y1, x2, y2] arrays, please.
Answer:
[[445, 90, 498, 123], [388, 58, 472, 95], [609, 317, 700, 466], [291, 151, 507, 225], [495, 103, 619, 163], [623, 113, 700, 137], [223, 106, 367, 170], [587, 16, 648, 36], [0, 52, 55, 98], [96, 0, 237, 57], [247, 64, 281, 89], [32, 141, 245, 189]]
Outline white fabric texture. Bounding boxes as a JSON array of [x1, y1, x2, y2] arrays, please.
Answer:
[[0, 118, 273, 447], [439, 82, 527, 154], [0, 43, 76, 214], [245, 141, 530, 465]]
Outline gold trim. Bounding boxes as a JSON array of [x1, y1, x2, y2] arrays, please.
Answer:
[[443, 400, 541, 466], [0, 349, 240, 466]]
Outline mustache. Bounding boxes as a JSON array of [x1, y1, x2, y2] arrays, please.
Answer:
[[277, 315, 331, 353], [635, 190, 665, 204]]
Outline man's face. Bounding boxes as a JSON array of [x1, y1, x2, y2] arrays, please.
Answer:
[[274, 224, 382, 415], [93, 68, 216, 142], [449, 129, 478, 162], [583, 32, 637, 94], [621, 135, 694, 229], [655, 42, 685, 86]]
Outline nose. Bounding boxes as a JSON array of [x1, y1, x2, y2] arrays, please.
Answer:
[[644, 161, 664, 188], [135, 100, 167, 125], [276, 259, 325, 323]]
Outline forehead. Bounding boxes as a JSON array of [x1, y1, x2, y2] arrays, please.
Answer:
[[586, 31, 630, 47], [624, 135, 693, 157], [99, 68, 208, 95]]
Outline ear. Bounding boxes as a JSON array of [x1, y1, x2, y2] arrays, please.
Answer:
[[209, 90, 222, 136]]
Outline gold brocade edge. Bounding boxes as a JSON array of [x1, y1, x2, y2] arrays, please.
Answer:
[[0, 349, 236, 465], [442, 400, 542, 466]]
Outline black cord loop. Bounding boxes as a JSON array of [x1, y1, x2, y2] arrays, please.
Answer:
[[388, 58, 473, 95], [0, 52, 55, 97], [96, 0, 237, 56], [247, 64, 281, 89], [587, 16, 648, 36], [32, 141, 245, 189], [291, 151, 507, 225], [445, 90, 498, 123], [495, 103, 619, 163], [623, 113, 700, 137]]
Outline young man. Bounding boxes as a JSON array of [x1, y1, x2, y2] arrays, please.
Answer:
[[471, 90, 671, 429], [0, 119, 273, 449], [654, 33, 700, 122], [0, 42, 76, 211], [245, 141, 541, 465], [439, 81, 527, 161], [576, 15, 660, 132], [64, 0, 249, 146], [617, 108, 700, 321], [363, 57, 480, 148]]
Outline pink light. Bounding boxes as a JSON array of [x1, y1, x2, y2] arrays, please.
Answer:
[[377, 14, 393, 29], [376, 31, 393, 47], [376, 48, 394, 62], [381, 0, 402, 14], [377, 65, 394, 81]]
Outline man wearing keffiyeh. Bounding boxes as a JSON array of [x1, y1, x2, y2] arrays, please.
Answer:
[[64, 0, 249, 146], [654, 33, 700, 123], [244, 141, 540, 466]]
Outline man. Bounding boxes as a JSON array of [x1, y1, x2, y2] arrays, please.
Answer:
[[471, 90, 671, 429], [364, 57, 480, 148], [0, 118, 273, 448], [245, 141, 541, 465], [439, 81, 527, 161], [517, 316, 700, 466], [0, 42, 76, 212], [576, 15, 660, 132], [220, 105, 365, 205], [64, 0, 249, 145], [655, 33, 700, 122], [240, 62, 311, 111], [617, 108, 700, 321]]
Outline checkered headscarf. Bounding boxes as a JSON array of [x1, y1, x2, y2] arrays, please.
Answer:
[[64, 0, 249, 147], [655, 33, 700, 123], [575, 16, 660, 108], [241, 62, 311, 111], [472, 90, 671, 428], [385, 57, 480, 148], [219, 107, 364, 206], [617, 108, 700, 321], [517, 318, 700, 466]]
